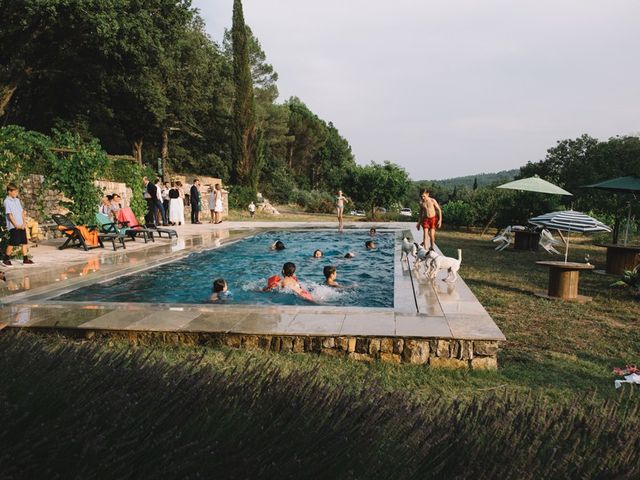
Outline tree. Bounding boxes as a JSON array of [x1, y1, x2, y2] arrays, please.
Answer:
[[348, 161, 411, 217], [473, 177, 478, 190], [230, 0, 258, 189]]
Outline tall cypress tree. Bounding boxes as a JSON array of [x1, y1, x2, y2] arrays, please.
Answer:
[[231, 0, 257, 187]]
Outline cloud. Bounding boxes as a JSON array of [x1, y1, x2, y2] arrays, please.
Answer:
[[194, 0, 640, 179]]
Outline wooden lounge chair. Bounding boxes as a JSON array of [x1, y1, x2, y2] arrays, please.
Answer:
[[95, 213, 154, 243], [51, 214, 125, 251]]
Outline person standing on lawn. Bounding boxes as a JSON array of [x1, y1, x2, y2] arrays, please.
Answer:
[[3, 183, 34, 266], [416, 188, 442, 248]]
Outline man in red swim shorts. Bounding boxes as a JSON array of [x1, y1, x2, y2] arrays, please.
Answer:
[[416, 188, 442, 248]]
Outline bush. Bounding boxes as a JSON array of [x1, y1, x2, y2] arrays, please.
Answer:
[[227, 185, 257, 210], [292, 189, 334, 213], [0, 332, 639, 479], [441, 200, 474, 227]]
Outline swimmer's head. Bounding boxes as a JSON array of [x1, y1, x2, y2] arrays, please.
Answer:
[[369, 228, 376, 236], [282, 262, 296, 277], [344, 252, 355, 258], [274, 240, 285, 250], [365, 240, 376, 250], [212, 278, 227, 293], [313, 249, 323, 258], [323, 265, 337, 280]]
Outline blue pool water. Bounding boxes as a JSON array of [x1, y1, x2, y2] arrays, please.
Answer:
[[56, 230, 395, 307]]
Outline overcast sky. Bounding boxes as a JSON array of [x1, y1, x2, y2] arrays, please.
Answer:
[[193, 0, 640, 180]]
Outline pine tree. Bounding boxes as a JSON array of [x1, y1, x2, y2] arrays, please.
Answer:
[[473, 177, 478, 190], [231, 0, 257, 188]]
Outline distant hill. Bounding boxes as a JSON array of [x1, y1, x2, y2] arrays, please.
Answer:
[[417, 168, 520, 189]]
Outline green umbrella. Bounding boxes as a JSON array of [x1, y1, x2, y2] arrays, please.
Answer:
[[497, 175, 573, 196], [583, 176, 640, 245]]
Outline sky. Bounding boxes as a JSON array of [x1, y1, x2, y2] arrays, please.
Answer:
[[193, 0, 640, 180]]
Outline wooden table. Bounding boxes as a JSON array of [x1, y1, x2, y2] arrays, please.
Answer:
[[594, 243, 640, 275], [535, 261, 595, 302], [514, 231, 540, 251]]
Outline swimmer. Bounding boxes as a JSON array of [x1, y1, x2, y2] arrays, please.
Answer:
[[344, 252, 355, 258], [313, 249, 323, 258], [369, 228, 377, 236], [209, 278, 231, 303], [365, 240, 376, 250], [271, 240, 286, 251], [264, 262, 313, 301]]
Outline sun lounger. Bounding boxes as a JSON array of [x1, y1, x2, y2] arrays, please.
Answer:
[[492, 226, 513, 252], [144, 223, 178, 239], [116, 207, 175, 239], [52, 214, 125, 251], [95, 212, 154, 243]]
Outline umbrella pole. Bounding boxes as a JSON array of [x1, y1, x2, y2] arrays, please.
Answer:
[[564, 230, 570, 263], [624, 203, 631, 246]]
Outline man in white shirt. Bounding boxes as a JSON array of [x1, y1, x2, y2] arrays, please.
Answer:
[[3, 183, 34, 266]]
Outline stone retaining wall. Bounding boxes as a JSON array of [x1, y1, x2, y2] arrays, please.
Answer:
[[41, 328, 500, 370]]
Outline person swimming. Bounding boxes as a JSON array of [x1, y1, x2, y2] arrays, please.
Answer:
[[369, 228, 377, 236], [264, 262, 313, 301], [344, 252, 355, 258], [271, 240, 286, 251], [209, 278, 232, 303], [313, 249, 323, 258], [365, 240, 376, 250]]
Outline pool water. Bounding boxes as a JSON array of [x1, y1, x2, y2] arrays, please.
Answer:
[[55, 230, 395, 307]]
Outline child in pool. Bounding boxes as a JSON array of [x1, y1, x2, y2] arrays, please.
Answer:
[[271, 240, 286, 251], [264, 262, 313, 301], [369, 228, 377, 236], [209, 278, 231, 303], [323, 265, 356, 289], [365, 240, 376, 249], [313, 249, 323, 258]]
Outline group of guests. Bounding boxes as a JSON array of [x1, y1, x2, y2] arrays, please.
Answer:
[[142, 177, 224, 226], [208, 228, 379, 303]]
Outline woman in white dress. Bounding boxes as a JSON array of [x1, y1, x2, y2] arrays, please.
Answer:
[[169, 181, 185, 226], [213, 183, 224, 224]]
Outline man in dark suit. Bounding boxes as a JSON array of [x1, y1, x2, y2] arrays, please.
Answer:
[[190, 179, 201, 224], [143, 176, 155, 224]]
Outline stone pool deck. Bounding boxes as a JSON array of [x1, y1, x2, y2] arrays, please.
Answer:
[[0, 221, 505, 369]]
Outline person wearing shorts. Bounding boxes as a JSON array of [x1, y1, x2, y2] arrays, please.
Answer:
[[416, 188, 442, 248], [3, 183, 34, 266]]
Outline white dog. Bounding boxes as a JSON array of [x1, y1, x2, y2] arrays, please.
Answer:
[[426, 248, 462, 283], [401, 237, 416, 260], [411, 242, 430, 275]]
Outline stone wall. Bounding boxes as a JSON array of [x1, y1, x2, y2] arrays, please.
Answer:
[[69, 329, 500, 370]]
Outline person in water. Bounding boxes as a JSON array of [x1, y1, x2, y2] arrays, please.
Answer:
[[369, 228, 377, 236], [264, 262, 313, 301], [271, 240, 286, 251], [344, 252, 355, 258], [365, 240, 376, 250], [313, 249, 323, 258], [209, 278, 231, 303], [323, 266, 342, 288]]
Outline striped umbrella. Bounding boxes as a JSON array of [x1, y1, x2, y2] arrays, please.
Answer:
[[528, 210, 612, 262]]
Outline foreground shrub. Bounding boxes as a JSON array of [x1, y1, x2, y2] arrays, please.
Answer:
[[0, 332, 638, 479]]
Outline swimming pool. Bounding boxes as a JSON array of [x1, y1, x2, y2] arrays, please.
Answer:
[[55, 230, 395, 307]]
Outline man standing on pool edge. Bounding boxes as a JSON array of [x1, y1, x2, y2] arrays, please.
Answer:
[[416, 188, 442, 248]]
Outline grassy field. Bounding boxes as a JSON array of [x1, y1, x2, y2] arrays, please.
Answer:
[[17, 230, 636, 406]]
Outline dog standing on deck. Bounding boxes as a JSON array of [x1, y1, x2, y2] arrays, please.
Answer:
[[401, 237, 416, 260], [426, 248, 462, 283]]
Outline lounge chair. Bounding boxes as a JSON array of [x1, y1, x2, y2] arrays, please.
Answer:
[[52, 213, 125, 251], [116, 207, 177, 239], [539, 228, 561, 255], [95, 212, 154, 243]]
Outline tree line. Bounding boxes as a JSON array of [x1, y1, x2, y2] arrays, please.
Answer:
[[0, 0, 412, 212]]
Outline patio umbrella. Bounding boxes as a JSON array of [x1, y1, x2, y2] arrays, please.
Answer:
[[497, 175, 573, 196], [583, 176, 640, 245], [529, 210, 612, 262]]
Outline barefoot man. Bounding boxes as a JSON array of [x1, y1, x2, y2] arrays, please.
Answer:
[[416, 188, 442, 248], [336, 190, 347, 231]]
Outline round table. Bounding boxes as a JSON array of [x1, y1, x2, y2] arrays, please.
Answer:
[[594, 243, 640, 275], [535, 261, 595, 302], [514, 231, 540, 251]]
